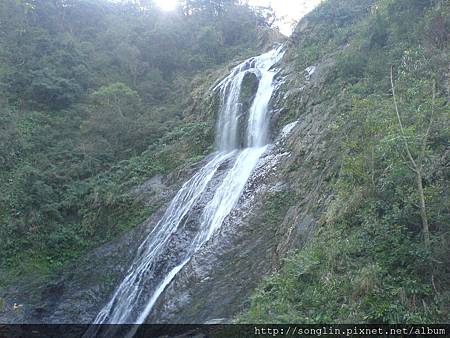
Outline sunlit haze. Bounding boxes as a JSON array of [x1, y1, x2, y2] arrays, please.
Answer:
[[247, 0, 321, 35], [152, 0, 321, 35], [154, 0, 178, 11]]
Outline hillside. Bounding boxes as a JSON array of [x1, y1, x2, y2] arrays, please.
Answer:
[[241, 0, 449, 323], [0, 0, 278, 288], [0, 0, 448, 328]]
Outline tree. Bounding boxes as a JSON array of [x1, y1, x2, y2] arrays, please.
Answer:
[[115, 42, 146, 87], [80, 82, 142, 165], [181, 0, 236, 16], [389, 49, 439, 250]]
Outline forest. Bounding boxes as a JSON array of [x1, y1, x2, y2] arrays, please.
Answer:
[[0, 0, 449, 329], [0, 0, 273, 284]]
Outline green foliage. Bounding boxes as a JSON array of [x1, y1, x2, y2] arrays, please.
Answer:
[[0, 0, 269, 287], [264, 191, 295, 227], [240, 221, 446, 323], [243, 0, 449, 324], [289, 0, 376, 70]]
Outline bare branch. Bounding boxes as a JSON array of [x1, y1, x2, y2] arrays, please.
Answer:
[[419, 79, 436, 164], [390, 65, 418, 171], [396, 144, 416, 172], [391, 65, 430, 250]]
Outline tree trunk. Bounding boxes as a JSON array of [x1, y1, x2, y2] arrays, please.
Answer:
[[447, 61, 450, 103], [416, 169, 430, 249], [391, 66, 432, 249]]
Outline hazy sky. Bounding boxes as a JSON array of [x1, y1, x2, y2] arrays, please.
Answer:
[[246, 0, 322, 35], [153, 0, 322, 35]]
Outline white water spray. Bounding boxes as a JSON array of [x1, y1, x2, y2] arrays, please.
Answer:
[[90, 46, 284, 330]]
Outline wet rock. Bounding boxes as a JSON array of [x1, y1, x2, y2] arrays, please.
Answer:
[[1, 44, 341, 325], [0, 156, 216, 324], [133, 174, 168, 206], [146, 53, 340, 323]]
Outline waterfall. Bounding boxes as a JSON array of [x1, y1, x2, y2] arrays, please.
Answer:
[[89, 46, 284, 331]]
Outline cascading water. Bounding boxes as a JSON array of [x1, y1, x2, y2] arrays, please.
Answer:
[[88, 46, 284, 333]]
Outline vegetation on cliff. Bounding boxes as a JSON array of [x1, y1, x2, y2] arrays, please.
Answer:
[[0, 0, 272, 287], [242, 0, 449, 323], [0, 0, 448, 325]]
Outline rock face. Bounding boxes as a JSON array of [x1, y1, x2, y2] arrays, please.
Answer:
[[0, 157, 212, 323], [147, 143, 291, 323], [0, 43, 342, 325], [147, 55, 341, 323]]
